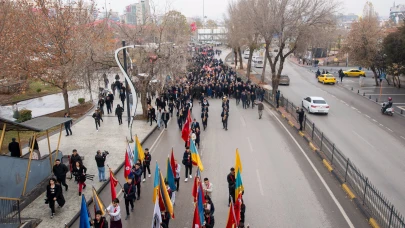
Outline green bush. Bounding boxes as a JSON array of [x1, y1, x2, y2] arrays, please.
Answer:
[[36, 88, 42, 93], [78, 98, 85, 105], [17, 109, 32, 123]]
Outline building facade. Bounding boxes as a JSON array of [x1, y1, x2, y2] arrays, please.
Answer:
[[122, 0, 151, 25], [390, 3, 405, 24]]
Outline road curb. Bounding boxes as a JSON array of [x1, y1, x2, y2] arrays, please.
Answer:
[[298, 131, 305, 137], [342, 183, 356, 199], [369, 218, 380, 228], [65, 124, 158, 227], [322, 159, 333, 172]]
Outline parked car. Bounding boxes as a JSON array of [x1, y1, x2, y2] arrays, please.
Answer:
[[279, 75, 290, 85], [317, 74, 336, 84], [254, 57, 264, 68], [244, 49, 250, 59], [343, 69, 366, 77], [302, 96, 329, 114]]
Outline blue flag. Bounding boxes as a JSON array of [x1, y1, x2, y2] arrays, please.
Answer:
[[166, 158, 177, 191], [80, 194, 91, 228]]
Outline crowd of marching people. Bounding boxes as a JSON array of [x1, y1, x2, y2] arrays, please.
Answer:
[[46, 45, 258, 227]]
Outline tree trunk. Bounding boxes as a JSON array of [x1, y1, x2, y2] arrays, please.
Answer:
[[246, 48, 254, 79], [238, 47, 243, 70], [234, 49, 238, 67], [62, 82, 70, 114], [141, 89, 148, 118], [261, 44, 269, 83], [371, 66, 379, 86], [86, 68, 93, 102]]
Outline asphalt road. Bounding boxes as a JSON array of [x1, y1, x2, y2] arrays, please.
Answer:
[[71, 98, 368, 227], [246, 57, 405, 215]]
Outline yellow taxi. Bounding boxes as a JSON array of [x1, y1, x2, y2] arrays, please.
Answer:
[[343, 69, 366, 77], [318, 74, 336, 84]]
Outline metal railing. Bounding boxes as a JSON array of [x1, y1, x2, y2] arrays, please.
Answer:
[[263, 89, 405, 228], [0, 197, 21, 225]]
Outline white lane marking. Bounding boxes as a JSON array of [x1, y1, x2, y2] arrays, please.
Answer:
[[247, 137, 254, 153], [401, 136, 405, 140], [240, 116, 247, 127], [386, 128, 393, 133], [331, 95, 336, 98], [372, 119, 377, 122], [150, 119, 171, 151], [352, 131, 375, 148], [365, 115, 371, 118], [379, 124, 384, 127], [264, 105, 355, 228], [256, 169, 265, 196], [351, 106, 357, 110], [357, 111, 362, 114]]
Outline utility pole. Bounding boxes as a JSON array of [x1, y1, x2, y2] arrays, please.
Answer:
[[122, 41, 131, 127]]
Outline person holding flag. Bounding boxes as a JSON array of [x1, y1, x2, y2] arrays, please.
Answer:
[[122, 178, 136, 220], [109, 169, 119, 202], [90, 210, 108, 228], [181, 109, 192, 147], [106, 198, 122, 228], [204, 210, 215, 228], [227, 168, 236, 206], [130, 163, 143, 200]]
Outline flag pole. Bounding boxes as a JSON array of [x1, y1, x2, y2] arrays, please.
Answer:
[[107, 165, 124, 189]]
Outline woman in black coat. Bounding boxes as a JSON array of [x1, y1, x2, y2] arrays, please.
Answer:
[[46, 177, 65, 218], [72, 161, 87, 196]]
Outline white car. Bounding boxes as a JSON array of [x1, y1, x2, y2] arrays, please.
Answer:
[[254, 57, 264, 68], [302, 96, 329, 114], [243, 49, 250, 59]]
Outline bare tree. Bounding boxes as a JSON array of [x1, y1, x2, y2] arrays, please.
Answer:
[[343, 2, 383, 86]]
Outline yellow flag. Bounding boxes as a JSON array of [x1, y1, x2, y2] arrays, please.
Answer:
[[235, 149, 242, 173], [136, 135, 145, 161]]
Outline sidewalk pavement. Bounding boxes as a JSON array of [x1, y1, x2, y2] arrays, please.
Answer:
[[19, 90, 157, 228]]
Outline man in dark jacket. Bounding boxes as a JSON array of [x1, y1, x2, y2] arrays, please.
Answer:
[[201, 110, 209, 130], [115, 104, 124, 125], [119, 89, 126, 110], [296, 107, 305, 131], [131, 163, 143, 199], [191, 118, 200, 132], [142, 148, 152, 182], [70, 149, 82, 178], [64, 113, 73, 136], [182, 147, 192, 182], [241, 92, 247, 109], [251, 91, 256, 109], [53, 159, 69, 191], [91, 210, 108, 228], [8, 138, 20, 157], [95, 150, 107, 182], [275, 90, 281, 108], [235, 89, 241, 105], [204, 210, 215, 228], [122, 178, 136, 220], [92, 109, 102, 131], [105, 96, 112, 114], [162, 109, 170, 129], [108, 92, 114, 107], [221, 108, 229, 131], [227, 167, 236, 206], [98, 98, 105, 115]]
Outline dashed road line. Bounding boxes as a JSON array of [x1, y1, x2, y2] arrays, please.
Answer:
[[351, 106, 357, 110], [247, 137, 254, 153], [240, 116, 247, 127], [401, 136, 405, 140], [386, 128, 394, 133], [372, 119, 377, 122], [256, 169, 265, 196], [379, 124, 384, 127], [365, 115, 371, 118]]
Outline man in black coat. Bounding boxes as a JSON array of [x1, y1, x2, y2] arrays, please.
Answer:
[[162, 109, 170, 129], [115, 104, 124, 125], [122, 178, 136, 220], [182, 147, 193, 182], [8, 138, 20, 157], [296, 107, 305, 131], [227, 168, 236, 206], [95, 150, 107, 182], [191, 118, 200, 132], [53, 159, 69, 191], [221, 108, 229, 131], [64, 113, 73, 136]]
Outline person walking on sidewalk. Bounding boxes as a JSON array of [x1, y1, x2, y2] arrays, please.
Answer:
[[115, 104, 124, 125], [296, 107, 305, 131], [275, 90, 281, 108], [46, 177, 65, 219], [70, 149, 82, 178], [122, 178, 136, 220], [142, 148, 152, 182], [95, 150, 107, 182], [251, 91, 256, 109], [92, 109, 102, 131], [157, 108, 163, 130], [98, 97, 105, 115], [53, 159, 69, 191], [119, 89, 126, 110], [107, 198, 122, 228], [105, 96, 112, 114], [257, 101, 264, 119], [64, 113, 72, 136], [182, 147, 192, 182], [72, 161, 87, 196]]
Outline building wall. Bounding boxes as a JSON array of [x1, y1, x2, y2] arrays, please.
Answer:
[[0, 151, 63, 198]]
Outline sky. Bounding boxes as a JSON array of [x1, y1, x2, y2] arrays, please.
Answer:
[[94, 0, 402, 20]]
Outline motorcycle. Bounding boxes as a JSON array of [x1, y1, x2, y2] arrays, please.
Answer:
[[381, 102, 394, 116]]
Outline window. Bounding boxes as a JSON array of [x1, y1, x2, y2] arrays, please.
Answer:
[[313, 100, 326, 104]]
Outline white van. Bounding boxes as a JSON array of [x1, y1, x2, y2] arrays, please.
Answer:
[[243, 49, 250, 59], [254, 57, 264, 68]]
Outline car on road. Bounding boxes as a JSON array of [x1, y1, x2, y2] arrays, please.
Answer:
[[343, 69, 366, 77], [279, 75, 290, 85], [254, 57, 264, 68], [243, 49, 250, 59], [302, 96, 329, 114], [317, 74, 336, 84]]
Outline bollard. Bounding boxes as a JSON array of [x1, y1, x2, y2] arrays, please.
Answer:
[[351, 87, 353, 91], [363, 92, 365, 96], [358, 90, 359, 94], [331, 144, 335, 164], [401, 109, 403, 115], [369, 95, 371, 99], [376, 98, 378, 102]]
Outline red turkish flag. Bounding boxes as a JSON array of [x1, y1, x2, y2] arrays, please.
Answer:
[[124, 152, 131, 181], [181, 110, 191, 142], [226, 200, 237, 228], [109, 170, 118, 201], [192, 205, 201, 227]]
